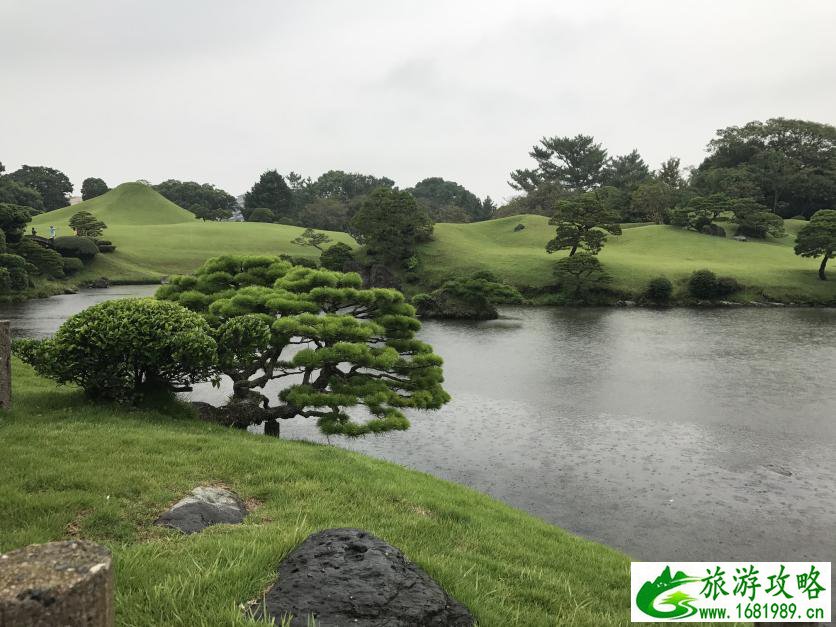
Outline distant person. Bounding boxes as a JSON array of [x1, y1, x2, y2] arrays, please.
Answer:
[[31, 227, 37, 236], [49, 225, 56, 240]]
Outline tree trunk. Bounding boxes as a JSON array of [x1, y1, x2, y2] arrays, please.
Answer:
[[819, 252, 829, 280], [264, 419, 281, 437], [569, 243, 578, 256]]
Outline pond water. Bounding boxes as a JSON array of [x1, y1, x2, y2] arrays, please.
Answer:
[[5, 290, 835, 572]]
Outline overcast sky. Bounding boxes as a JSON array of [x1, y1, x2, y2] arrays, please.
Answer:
[[2, 0, 835, 202]]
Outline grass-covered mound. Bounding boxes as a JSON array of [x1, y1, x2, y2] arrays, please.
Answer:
[[420, 215, 835, 303], [1, 359, 634, 626]]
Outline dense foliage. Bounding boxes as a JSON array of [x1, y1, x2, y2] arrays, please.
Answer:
[[349, 188, 433, 266], [794, 209, 836, 280], [0, 203, 32, 243], [80, 177, 109, 200], [319, 242, 355, 271], [413, 271, 522, 319], [69, 210, 107, 237], [408, 177, 492, 222], [157, 255, 450, 436], [6, 165, 72, 212], [687, 269, 741, 300], [155, 179, 237, 221], [644, 277, 673, 305], [14, 299, 217, 401], [14, 238, 64, 278], [553, 253, 612, 300], [52, 236, 99, 262], [244, 170, 294, 223]]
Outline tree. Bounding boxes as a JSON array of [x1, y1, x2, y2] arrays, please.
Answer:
[[794, 209, 836, 280], [298, 198, 350, 231], [69, 211, 107, 237], [303, 170, 394, 205], [408, 177, 484, 222], [668, 194, 732, 232], [553, 253, 612, 299], [0, 203, 32, 243], [349, 188, 433, 265], [631, 181, 676, 224], [657, 157, 686, 189], [545, 192, 622, 256], [481, 196, 497, 220], [291, 228, 332, 252], [320, 242, 354, 271], [243, 171, 294, 223], [247, 207, 274, 223], [14, 299, 217, 401], [0, 177, 44, 213], [157, 256, 450, 436], [729, 198, 785, 239], [80, 177, 109, 200], [696, 118, 836, 217], [13, 238, 64, 278], [412, 271, 522, 319], [154, 179, 236, 221], [602, 149, 651, 192], [7, 165, 72, 212], [510, 134, 607, 193]]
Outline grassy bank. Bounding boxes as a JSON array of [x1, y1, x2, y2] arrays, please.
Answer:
[[2, 359, 637, 626], [30, 183, 834, 304]]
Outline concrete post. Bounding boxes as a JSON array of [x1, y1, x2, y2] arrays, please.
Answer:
[[0, 541, 114, 626], [0, 320, 10, 410]]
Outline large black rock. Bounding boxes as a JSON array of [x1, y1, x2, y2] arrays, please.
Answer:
[[250, 528, 475, 626]]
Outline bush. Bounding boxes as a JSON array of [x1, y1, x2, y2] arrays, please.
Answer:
[[0, 253, 31, 290], [247, 207, 274, 223], [0, 268, 10, 292], [62, 257, 84, 275], [97, 244, 116, 253], [319, 242, 354, 271], [53, 236, 99, 262], [553, 253, 612, 302], [13, 298, 217, 401], [645, 276, 673, 304], [278, 253, 318, 268], [14, 238, 64, 278], [688, 269, 741, 300]]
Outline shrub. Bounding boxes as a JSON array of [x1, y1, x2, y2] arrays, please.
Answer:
[[688, 270, 741, 300], [0, 268, 10, 292], [645, 276, 673, 304], [553, 253, 612, 302], [53, 236, 99, 262], [14, 238, 64, 278], [320, 242, 354, 271], [278, 253, 318, 268], [62, 257, 84, 275], [0, 253, 31, 290], [247, 207, 274, 222], [13, 298, 217, 401], [97, 244, 116, 253]]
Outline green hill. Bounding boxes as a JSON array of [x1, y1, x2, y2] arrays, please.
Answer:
[[33, 182, 195, 227], [420, 215, 835, 303]]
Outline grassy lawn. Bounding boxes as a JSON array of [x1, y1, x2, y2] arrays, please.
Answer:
[[2, 359, 642, 626], [420, 215, 835, 303]]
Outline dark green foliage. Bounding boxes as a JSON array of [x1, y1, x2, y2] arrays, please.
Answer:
[[243, 170, 294, 223], [320, 242, 354, 271], [291, 228, 331, 252], [157, 255, 450, 436], [6, 165, 72, 211], [413, 271, 522, 320], [98, 244, 116, 253], [730, 198, 785, 239], [668, 194, 733, 233], [0, 253, 32, 291], [14, 298, 217, 401], [687, 269, 740, 299], [62, 257, 84, 275], [278, 254, 318, 268], [69, 210, 107, 237], [794, 209, 836, 280], [154, 179, 236, 221], [645, 277, 673, 304], [52, 236, 99, 262], [80, 177, 109, 200], [298, 197, 350, 231], [510, 134, 607, 193], [13, 238, 64, 278], [631, 180, 676, 224], [695, 118, 836, 217], [0, 268, 10, 292], [349, 188, 433, 265], [0, 177, 44, 213], [552, 253, 612, 301], [601, 149, 651, 192], [546, 192, 622, 256], [408, 177, 487, 222], [246, 207, 274, 223], [0, 203, 32, 243]]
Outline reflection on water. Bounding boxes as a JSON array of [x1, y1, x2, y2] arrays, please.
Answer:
[[5, 293, 835, 573]]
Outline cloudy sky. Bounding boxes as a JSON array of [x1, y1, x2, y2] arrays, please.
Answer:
[[2, 0, 835, 202]]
